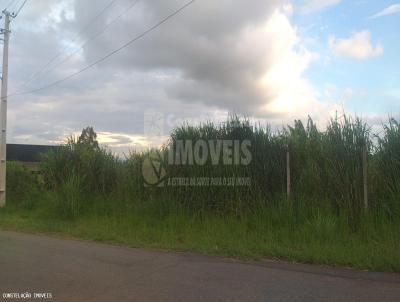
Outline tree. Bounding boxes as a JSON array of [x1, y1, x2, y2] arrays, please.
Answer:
[[78, 126, 99, 150]]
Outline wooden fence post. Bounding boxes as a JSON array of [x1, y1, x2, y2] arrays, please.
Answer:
[[287, 148, 291, 199], [363, 145, 368, 210]]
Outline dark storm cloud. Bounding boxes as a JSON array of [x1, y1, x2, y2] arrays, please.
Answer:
[[72, 0, 281, 111], [5, 0, 287, 149]]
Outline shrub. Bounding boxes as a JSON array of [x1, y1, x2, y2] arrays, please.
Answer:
[[41, 136, 119, 196], [6, 161, 40, 209], [34, 117, 400, 224]]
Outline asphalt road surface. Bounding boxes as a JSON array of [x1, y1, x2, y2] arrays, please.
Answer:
[[0, 231, 399, 302]]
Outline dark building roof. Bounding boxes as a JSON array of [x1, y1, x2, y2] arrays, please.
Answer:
[[6, 144, 57, 162]]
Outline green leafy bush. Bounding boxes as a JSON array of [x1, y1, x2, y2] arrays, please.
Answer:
[[6, 162, 40, 209], [30, 117, 400, 225]]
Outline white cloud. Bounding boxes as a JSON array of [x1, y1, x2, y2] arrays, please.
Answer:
[[299, 0, 341, 14], [371, 4, 400, 19], [258, 10, 340, 123], [329, 31, 383, 59], [8, 0, 341, 150]]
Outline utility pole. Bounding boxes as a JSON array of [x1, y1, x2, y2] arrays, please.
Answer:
[[286, 147, 291, 199], [363, 145, 368, 211], [0, 10, 12, 207]]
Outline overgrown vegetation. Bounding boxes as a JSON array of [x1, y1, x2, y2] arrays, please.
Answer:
[[1, 119, 399, 272]]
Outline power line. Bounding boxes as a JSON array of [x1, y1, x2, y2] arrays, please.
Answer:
[[14, 0, 28, 16], [10, 0, 196, 97], [19, 0, 120, 89], [24, 0, 140, 87]]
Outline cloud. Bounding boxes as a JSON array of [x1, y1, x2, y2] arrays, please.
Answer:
[[299, 0, 341, 14], [75, 1, 326, 118], [7, 0, 338, 151], [371, 4, 400, 19], [329, 31, 383, 59], [257, 10, 335, 122]]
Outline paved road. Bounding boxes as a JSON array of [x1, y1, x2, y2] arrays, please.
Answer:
[[0, 231, 399, 302]]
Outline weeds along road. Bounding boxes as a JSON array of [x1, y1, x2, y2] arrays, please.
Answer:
[[0, 231, 399, 302]]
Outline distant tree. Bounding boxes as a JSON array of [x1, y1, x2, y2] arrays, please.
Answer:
[[78, 126, 99, 150]]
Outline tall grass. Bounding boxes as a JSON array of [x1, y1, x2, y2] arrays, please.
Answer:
[[372, 118, 400, 217], [39, 136, 119, 217], [7, 114, 400, 223], [2, 114, 400, 271], [41, 136, 115, 191], [164, 115, 378, 224], [6, 162, 40, 210]]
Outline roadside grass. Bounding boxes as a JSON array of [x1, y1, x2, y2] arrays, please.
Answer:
[[1, 116, 400, 273], [1, 196, 399, 273]]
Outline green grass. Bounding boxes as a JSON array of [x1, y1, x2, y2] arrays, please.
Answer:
[[1, 115, 400, 273], [1, 197, 399, 273]]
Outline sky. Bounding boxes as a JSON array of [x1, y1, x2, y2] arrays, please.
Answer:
[[1, 0, 399, 153]]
